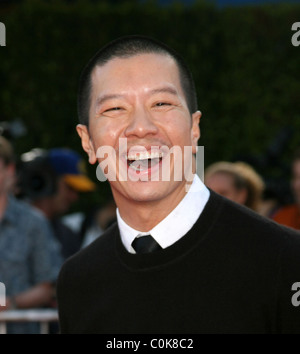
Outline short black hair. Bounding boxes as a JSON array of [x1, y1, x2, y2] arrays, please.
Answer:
[[77, 35, 198, 126]]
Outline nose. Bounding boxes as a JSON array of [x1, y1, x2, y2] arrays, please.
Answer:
[[124, 106, 158, 139]]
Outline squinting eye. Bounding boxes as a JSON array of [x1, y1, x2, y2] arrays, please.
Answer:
[[155, 102, 171, 107], [105, 107, 121, 112]]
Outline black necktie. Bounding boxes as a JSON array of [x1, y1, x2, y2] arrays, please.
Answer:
[[132, 235, 162, 254]]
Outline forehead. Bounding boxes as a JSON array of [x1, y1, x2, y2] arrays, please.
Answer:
[[90, 53, 182, 95], [207, 171, 234, 184]]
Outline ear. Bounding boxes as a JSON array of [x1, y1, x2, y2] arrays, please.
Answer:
[[76, 124, 97, 165], [7, 163, 16, 176], [6, 162, 16, 182], [191, 111, 201, 154]]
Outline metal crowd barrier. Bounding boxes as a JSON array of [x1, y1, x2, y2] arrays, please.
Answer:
[[0, 309, 59, 334]]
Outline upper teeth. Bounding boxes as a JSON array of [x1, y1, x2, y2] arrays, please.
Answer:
[[127, 151, 163, 161]]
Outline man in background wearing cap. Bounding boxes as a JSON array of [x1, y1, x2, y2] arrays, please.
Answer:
[[27, 148, 96, 260]]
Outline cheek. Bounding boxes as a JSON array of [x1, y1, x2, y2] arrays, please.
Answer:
[[90, 121, 123, 150], [1, 172, 11, 190], [292, 178, 300, 191], [162, 117, 193, 144]]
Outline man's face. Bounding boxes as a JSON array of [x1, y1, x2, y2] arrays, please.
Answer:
[[205, 172, 247, 206], [49, 177, 79, 216], [77, 53, 200, 209], [291, 159, 300, 206]]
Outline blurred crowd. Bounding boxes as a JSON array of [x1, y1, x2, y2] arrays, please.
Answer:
[[0, 131, 300, 333], [0, 135, 116, 333]]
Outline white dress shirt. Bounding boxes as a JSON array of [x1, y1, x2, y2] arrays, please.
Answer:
[[117, 175, 210, 253]]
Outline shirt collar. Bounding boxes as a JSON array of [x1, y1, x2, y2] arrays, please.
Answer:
[[117, 175, 210, 253]]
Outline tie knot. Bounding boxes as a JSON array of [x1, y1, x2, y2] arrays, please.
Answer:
[[132, 235, 162, 254]]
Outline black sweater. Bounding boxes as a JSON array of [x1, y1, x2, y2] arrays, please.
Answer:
[[57, 191, 300, 333]]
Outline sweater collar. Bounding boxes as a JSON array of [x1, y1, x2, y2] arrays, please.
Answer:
[[116, 175, 210, 253]]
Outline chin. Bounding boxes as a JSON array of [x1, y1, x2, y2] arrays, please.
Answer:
[[118, 180, 182, 204]]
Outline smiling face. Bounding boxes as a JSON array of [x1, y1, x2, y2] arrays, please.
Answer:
[[77, 53, 200, 220]]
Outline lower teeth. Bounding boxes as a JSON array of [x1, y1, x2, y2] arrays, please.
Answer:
[[129, 158, 161, 171]]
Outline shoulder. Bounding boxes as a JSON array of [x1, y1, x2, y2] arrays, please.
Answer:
[[202, 192, 300, 291], [10, 196, 41, 219], [8, 196, 50, 228], [207, 191, 300, 249], [58, 221, 119, 276], [57, 221, 119, 309]]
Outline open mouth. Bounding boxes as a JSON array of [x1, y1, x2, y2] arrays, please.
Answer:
[[126, 151, 164, 172]]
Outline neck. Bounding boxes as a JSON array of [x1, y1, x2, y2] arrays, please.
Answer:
[[0, 193, 8, 220], [32, 199, 54, 220], [115, 181, 190, 231]]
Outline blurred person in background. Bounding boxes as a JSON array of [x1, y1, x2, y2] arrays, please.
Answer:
[[204, 161, 265, 212], [19, 148, 97, 260], [272, 149, 300, 231], [0, 136, 62, 334], [80, 197, 116, 248]]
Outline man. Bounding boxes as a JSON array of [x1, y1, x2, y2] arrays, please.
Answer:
[[80, 197, 116, 248], [0, 136, 62, 334], [20, 148, 96, 259], [57, 35, 300, 334], [272, 149, 300, 230]]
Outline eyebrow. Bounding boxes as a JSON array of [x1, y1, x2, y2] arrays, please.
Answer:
[[148, 86, 178, 97], [95, 94, 124, 110]]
